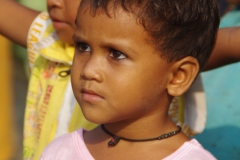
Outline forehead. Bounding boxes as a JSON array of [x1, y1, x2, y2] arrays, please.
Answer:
[[77, 4, 135, 25], [75, 6, 151, 44]]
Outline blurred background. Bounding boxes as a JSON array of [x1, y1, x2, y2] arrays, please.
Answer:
[[0, 0, 240, 160], [0, 1, 45, 160], [195, 0, 240, 159]]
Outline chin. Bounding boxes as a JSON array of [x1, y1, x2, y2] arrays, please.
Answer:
[[81, 110, 117, 125], [83, 114, 103, 125]]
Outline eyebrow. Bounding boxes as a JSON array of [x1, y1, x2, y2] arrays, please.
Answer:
[[72, 32, 139, 56]]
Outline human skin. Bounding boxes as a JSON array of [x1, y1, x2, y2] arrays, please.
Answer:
[[0, 0, 39, 47], [204, 27, 240, 70], [0, 0, 81, 47], [47, 0, 81, 44]]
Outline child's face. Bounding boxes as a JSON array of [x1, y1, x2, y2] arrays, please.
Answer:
[[47, 0, 81, 44], [71, 8, 173, 124]]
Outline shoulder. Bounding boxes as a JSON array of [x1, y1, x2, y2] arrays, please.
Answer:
[[163, 139, 216, 160], [40, 128, 84, 160]]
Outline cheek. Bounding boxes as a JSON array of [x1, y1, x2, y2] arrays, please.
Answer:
[[65, 5, 78, 24], [126, 68, 166, 102], [70, 68, 78, 94], [57, 33, 74, 44], [71, 53, 89, 83], [71, 57, 82, 88]]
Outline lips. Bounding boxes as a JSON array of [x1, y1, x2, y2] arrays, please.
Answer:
[[49, 14, 67, 29], [81, 88, 104, 103]]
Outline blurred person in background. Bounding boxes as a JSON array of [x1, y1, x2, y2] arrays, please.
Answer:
[[0, 0, 99, 159]]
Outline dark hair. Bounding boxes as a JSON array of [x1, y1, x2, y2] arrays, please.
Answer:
[[79, 0, 220, 70]]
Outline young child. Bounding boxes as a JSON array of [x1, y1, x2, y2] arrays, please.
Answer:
[[40, 0, 220, 159], [0, 0, 207, 159]]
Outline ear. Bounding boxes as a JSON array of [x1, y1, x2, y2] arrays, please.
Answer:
[[167, 56, 199, 97]]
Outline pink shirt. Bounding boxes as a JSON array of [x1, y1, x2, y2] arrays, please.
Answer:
[[40, 128, 216, 160]]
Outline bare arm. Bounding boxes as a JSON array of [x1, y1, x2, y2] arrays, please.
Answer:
[[0, 0, 40, 47], [203, 27, 240, 71]]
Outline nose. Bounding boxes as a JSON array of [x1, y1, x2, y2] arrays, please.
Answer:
[[80, 55, 104, 82], [47, 0, 63, 8]]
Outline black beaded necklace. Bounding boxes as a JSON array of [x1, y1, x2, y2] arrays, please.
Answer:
[[100, 124, 182, 146]]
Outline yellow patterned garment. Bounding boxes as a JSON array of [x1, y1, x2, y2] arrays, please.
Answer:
[[23, 12, 207, 160], [24, 12, 98, 160]]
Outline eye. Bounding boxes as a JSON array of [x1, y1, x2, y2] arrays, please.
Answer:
[[108, 49, 127, 60], [76, 42, 91, 52]]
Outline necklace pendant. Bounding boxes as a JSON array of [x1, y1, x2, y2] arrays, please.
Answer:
[[108, 136, 120, 146]]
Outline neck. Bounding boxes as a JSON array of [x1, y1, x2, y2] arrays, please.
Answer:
[[103, 114, 176, 140], [101, 124, 182, 146]]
